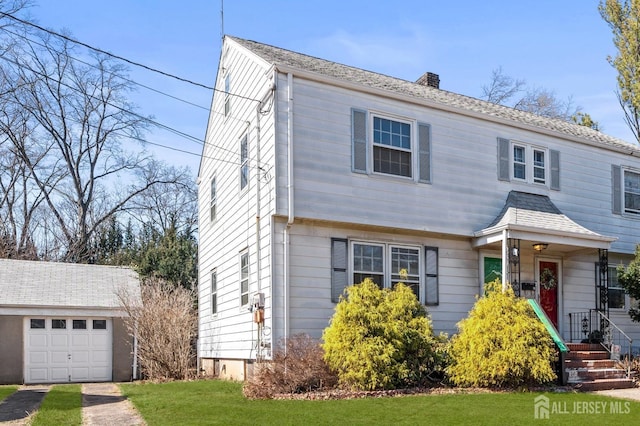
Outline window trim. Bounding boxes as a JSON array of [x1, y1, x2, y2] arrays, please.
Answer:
[[349, 241, 427, 303], [622, 167, 640, 216], [371, 115, 413, 179], [608, 265, 627, 310], [240, 250, 249, 307], [511, 141, 548, 185]]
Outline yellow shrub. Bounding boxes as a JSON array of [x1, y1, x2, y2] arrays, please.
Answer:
[[322, 279, 445, 390], [447, 280, 556, 388]]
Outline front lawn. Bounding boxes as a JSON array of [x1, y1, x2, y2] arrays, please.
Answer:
[[30, 384, 82, 426], [120, 380, 640, 425], [0, 385, 18, 402]]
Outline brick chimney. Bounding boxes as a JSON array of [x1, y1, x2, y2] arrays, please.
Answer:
[[416, 72, 440, 89]]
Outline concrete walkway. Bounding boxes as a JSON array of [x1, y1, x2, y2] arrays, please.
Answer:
[[593, 387, 640, 402], [82, 383, 145, 426]]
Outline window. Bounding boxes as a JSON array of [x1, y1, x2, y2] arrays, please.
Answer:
[[351, 109, 431, 183], [240, 250, 249, 306], [373, 116, 412, 178], [624, 169, 640, 215], [608, 266, 626, 309], [93, 320, 107, 330], [352, 243, 384, 287], [224, 73, 230, 117], [52, 319, 66, 329], [30, 319, 45, 329], [339, 241, 438, 304], [513, 145, 526, 180], [73, 319, 87, 330], [211, 269, 218, 315], [210, 177, 217, 222], [533, 149, 546, 184], [498, 138, 559, 189], [240, 135, 249, 190]]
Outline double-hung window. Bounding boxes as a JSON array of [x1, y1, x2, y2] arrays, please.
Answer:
[[211, 269, 218, 315], [240, 250, 249, 306], [210, 177, 217, 222], [224, 73, 231, 117], [624, 169, 640, 215], [240, 135, 249, 190], [351, 109, 431, 183], [341, 241, 438, 304], [608, 266, 626, 309], [373, 117, 412, 178], [498, 138, 559, 189]]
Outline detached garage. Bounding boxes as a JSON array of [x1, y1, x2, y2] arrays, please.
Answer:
[[0, 259, 141, 384]]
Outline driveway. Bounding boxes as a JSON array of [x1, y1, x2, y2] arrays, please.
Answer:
[[0, 383, 145, 425]]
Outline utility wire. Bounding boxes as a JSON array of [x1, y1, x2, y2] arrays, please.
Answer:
[[0, 11, 263, 103], [2, 26, 211, 111]]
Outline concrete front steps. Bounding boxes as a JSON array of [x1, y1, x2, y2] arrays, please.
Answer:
[[565, 343, 636, 391]]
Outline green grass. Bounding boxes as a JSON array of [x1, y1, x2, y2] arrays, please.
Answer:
[[0, 385, 18, 402], [30, 384, 82, 426], [121, 380, 640, 426]]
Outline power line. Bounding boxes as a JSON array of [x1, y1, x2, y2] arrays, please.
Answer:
[[2, 26, 211, 111], [0, 11, 215, 91], [0, 11, 263, 104]]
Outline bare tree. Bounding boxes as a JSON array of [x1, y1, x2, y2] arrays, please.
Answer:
[[0, 29, 184, 261], [481, 67, 581, 122], [118, 277, 197, 380]]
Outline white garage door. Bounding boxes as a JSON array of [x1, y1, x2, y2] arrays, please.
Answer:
[[25, 317, 112, 383]]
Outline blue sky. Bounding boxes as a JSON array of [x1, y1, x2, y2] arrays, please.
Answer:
[[29, 0, 630, 173]]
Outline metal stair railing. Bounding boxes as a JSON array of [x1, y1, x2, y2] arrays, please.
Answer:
[[568, 309, 633, 378]]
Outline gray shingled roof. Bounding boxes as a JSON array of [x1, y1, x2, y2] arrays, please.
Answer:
[[0, 259, 140, 309], [482, 191, 602, 237], [229, 35, 639, 154]]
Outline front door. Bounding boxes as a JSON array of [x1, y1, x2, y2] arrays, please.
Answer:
[[538, 261, 559, 329]]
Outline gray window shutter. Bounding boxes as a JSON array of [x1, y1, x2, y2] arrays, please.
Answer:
[[497, 137, 510, 181], [612, 165, 622, 215], [331, 238, 348, 302], [352, 109, 367, 173], [550, 149, 560, 190], [418, 123, 431, 183], [425, 246, 439, 306]]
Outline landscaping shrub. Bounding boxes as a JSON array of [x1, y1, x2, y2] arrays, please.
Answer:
[[447, 279, 556, 388], [322, 278, 446, 391], [243, 334, 337, 399]]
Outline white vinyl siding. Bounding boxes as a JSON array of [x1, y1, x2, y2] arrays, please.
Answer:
[[224, 73, 230, 117]]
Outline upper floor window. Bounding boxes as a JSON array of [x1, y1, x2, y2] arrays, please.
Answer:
[[373, 116, 412, 178], [210, 177, 217, 222], [240, 250, 249, 306], [624, 169, 640, 215], [339, 241, 437, 305], [224, 74, 231, 117], [240, 135, 249, 190], [351, 109, 431, 183], [498, 137, 559, 190]]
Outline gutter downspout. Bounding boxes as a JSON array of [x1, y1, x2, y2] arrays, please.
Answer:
[[283, 72, 294, 350]]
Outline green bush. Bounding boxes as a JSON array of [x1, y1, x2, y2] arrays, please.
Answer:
[[447, 280, 556, 388], [322, 278, 445, 390]]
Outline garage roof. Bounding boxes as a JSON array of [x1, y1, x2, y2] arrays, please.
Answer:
[[0, 259, 141, 309]]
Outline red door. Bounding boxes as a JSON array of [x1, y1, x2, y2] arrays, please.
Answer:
[[539, 261, 558, 329]]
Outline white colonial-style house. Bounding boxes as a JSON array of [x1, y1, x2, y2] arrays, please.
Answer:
[[197, 35, 640, 381]]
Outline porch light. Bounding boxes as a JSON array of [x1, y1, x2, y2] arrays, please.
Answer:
[[532, 243, 548, 252], [511, 247, 519, 257]]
